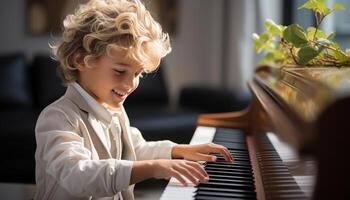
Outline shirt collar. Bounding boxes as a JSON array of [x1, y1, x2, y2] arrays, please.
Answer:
[[71, 82, 122, 124]]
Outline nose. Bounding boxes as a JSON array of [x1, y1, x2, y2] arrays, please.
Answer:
[[123, 75, 137, 92]]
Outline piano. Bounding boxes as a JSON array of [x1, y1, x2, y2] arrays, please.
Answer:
[[160, 66, 350, 200]]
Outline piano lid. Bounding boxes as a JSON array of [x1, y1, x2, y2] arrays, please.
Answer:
[[254, 66, 350, 122]]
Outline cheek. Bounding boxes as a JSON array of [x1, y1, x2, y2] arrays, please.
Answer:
[[135, 78, 140, 88], [131, 78, 140, 93]]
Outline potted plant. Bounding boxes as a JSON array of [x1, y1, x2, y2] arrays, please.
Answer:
[[253, 0, 349, 68]]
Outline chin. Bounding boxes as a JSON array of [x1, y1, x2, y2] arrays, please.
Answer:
[[112, 101, 124, 108]]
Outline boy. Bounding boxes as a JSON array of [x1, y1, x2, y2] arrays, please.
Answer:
[[35, 0, 233, 199]]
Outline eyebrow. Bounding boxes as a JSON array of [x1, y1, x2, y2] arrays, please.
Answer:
[[114, 62, 145, 71], [114, 62, 129, 67]]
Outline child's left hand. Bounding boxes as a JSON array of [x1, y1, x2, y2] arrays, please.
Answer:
[[172, 143, 234, 163]]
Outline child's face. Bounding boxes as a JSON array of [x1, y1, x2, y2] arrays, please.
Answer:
[[77, 49, 144, 110]]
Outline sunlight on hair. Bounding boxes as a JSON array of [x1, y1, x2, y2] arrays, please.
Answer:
[[52, 0, 171, 82]]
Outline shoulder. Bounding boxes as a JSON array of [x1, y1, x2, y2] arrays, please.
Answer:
[[36, 96, 83, 132]]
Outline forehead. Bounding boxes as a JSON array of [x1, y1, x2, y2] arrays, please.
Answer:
[[105, 48, 144, 68]]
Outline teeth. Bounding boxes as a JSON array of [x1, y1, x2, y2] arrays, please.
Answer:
[[113, 89, 126, 96]]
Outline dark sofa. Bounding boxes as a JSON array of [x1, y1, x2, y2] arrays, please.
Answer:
[[0, 53, 249, 184]]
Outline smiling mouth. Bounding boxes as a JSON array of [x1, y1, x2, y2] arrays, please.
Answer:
[[112, 89, 128, 99]]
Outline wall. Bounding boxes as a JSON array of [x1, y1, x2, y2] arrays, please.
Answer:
[[0, 0, 225, 105], [164, 0, 224, 103], [0, 0, 52, 58], [0, 0, 282, 105]]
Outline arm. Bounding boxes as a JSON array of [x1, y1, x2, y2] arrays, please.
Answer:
[[36, 107, 132, 197], [130, 127, 177, 160]]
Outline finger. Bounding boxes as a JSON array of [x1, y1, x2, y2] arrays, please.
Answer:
[[195, 153, 217, 162], [180, 162, 207, 182], [171, 170, 188, 187], [224, 147, 234, 162], [210, 144, 234, 162], [186, 161, 209, 179], [173, 166, 198, 185], [216, 146, 234, 162]]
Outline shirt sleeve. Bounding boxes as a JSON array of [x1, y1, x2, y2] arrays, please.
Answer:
[[35, 107, 133, 197], [129, 127, 177, 160]]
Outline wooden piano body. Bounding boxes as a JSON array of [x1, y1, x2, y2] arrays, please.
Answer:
[[161, 66, 350, 200]]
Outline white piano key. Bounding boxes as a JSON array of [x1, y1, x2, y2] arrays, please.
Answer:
[[162, 129, 316, 200], [189, 126, 216, 144], [160, 126, 216, 200], [267, 132, 315, 197]]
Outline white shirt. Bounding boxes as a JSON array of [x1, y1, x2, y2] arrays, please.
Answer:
[[34, 83, 177, 200], [72, 82, 122, 153]]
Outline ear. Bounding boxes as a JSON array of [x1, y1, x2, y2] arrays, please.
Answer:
[[72, 52, 86, 72]]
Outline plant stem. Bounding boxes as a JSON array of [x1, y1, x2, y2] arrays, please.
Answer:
[[313, 12, 325, 42], [289, 46, 300, 65]]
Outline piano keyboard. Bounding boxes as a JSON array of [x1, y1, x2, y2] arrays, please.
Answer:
[[160, 126, 313, 200]]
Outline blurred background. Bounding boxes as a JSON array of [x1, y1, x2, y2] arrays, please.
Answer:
[[0, 0, 350, 199]]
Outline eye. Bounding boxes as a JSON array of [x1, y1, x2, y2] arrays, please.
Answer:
[[113, 69, 125, 74]]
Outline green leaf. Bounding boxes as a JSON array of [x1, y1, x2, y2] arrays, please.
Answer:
[[330, 42, 340, 50], [317, 38, 333, 46], [329, 48, 350, 62], [265, 19, 283, 36], [332, 3, 345, 11], [307, 27, 327, 40], [299, 0, 319, 10], [299, 0, 331, 16], [260, 51, 287, 66], [327, 32, 335, 40], [298, 46, 320, 65], [253, 32, 270, 53], [283, 24, 308, 48]]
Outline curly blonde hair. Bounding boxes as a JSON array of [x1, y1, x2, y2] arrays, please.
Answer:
[[52, 0, 171, 83]]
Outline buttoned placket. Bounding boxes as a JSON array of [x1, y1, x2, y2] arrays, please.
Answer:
[[109, 114, 122, 159]]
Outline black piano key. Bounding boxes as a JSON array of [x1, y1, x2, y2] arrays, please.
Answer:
[[259, 162, 287, 167], [195, 195, 253, 200], [215, 157, 250, 163], [197, 181, 255, 190], [214, 131, 245, 137], [263, 177, 295, 184], [212, 153, 250, 158], [257, 133, 307, 199], [194, 128, 259, 200], [207, 161, 251, 166], [208, 174, 254, 181], [214, 155, 250, 162], [205, 162, 252, 170], [267, 193, 307, 200], [195, 190, 257, 199], [205, 169, 253, 177], [207, 177, 254, 185], [205, 166, 253, 175], [260, 168, 289, 173], [266, 189, 306, 194], [215, 142, 248, 150], [205, 165, 252, 172], [196, 186, 256, 195], [264, 184, 303, 190], [259, 172, 292, 177], [262, 177, 297, 182], [215, 128, 245, 136]]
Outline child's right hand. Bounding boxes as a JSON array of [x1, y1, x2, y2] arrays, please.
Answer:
[[152, 159, 209, 186]]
